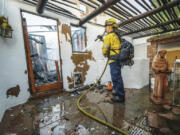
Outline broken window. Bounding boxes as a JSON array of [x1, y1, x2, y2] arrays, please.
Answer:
[[71, 24, 87, 53], [22, 12, 62, 86]]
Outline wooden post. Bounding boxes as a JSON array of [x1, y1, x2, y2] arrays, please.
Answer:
[[57, 20, 63, 83], [22, 18, 36, 94], [78, 0, 120, 26], [118, 0, 180, 27], [55, 61, 60, 82]]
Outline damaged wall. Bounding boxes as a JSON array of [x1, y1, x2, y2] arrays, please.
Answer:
[[0, 0, 30, 122], [67, 51, 96, 88], [0, 0, 111, 121], [0, 0, 150, 122], [60, 21, 111, 90]]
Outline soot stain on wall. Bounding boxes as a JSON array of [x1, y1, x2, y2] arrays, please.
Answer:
[[67, 51, 95, 89], [62, 24, 71, 43], [6, 85, 20, 98]]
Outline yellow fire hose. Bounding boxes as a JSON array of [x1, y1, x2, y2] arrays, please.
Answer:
[[76, 60, 129, 135]]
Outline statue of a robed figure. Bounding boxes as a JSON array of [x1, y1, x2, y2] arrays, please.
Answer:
[[151, 50, 172, 105]]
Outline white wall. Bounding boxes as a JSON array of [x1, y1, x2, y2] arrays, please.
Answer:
[[0, 0, 150, 121], [133, 37, 151, 58], [0, 0, 111, 121], [0, 0, 31, 121], [82, 23, 111, 85], [122, 58, 149, 89], [127, 37, 151, 88]]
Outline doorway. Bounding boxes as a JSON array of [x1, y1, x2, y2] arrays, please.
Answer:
[[21, 11, 63, 94]]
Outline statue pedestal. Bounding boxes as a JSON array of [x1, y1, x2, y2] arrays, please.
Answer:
[[151, 96, 172, 105]]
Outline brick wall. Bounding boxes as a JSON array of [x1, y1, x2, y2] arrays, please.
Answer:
[[147, 42, 158, 76]]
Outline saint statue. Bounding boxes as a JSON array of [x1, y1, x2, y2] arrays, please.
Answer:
[[151, 50, 172, 104]]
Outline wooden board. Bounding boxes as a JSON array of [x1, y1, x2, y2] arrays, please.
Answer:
[[36, 82, 63, 92]]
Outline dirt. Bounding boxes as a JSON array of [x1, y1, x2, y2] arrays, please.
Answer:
[[172, 107, 180, 115], [163, 105, 172, 111], [1, 87, 180, 135], [24, 70, 28, 74], [6, 85, 20, 98], [62, 24, 71, 43]]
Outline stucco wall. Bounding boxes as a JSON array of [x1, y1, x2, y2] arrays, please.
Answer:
[[0, 0, 150, 121], [60, 21, 112, 89], [0, 0, 31, 121], [0, 0, 111, 121], [128, 37, 151, 88], [133, 37, 151, 58], [122, 58, 149, 89]]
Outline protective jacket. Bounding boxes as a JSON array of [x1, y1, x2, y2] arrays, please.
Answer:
[[102, 32, 121, 64]]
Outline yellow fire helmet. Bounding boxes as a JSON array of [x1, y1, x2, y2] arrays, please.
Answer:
[[105, 18, 118, 28]]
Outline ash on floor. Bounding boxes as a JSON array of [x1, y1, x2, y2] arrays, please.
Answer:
[[0, 86, 180, 135]]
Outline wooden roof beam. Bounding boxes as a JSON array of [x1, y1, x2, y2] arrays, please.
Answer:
[[118, 0, 180, 27], [122, 18, 180, 36]]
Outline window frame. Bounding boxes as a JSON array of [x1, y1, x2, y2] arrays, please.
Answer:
[[70, 23, 87, 53]]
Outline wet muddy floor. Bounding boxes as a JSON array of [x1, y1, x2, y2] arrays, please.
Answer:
[[0, 86, 180, 135]]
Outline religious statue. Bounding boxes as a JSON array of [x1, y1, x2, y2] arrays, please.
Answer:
[[151, 50, 172, 104]]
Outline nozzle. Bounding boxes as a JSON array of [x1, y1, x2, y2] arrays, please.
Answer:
[[95, 31, 105, 41]]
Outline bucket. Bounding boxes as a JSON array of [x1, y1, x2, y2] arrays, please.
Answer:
[[107, 81, 112, 91]]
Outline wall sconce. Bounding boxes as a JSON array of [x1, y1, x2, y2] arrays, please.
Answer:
[[0, 16, 13, 38], [0, 16, 5, 36]]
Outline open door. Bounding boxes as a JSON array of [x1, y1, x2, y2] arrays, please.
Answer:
[[21, 11, 63, 94]]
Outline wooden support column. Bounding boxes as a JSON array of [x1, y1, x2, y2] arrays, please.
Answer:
[[118, 0, 180, 27], [22, 18, 36, 94], [55, 61, 60, 82], [78, 0, 120, 26]]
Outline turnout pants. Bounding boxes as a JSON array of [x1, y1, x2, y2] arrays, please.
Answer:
[[110, 61, 125, 98]]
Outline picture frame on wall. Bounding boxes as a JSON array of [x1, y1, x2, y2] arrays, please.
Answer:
[[71, 24, 87, 53]]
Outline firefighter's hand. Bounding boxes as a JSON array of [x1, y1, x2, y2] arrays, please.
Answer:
[[95, 35, 103, 41]]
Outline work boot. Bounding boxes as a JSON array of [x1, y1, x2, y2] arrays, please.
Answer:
[[111, 95, 125, 103], [112, 90, 117, 96]]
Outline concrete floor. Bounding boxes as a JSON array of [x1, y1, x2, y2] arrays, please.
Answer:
[[0, 86, 180, 135]]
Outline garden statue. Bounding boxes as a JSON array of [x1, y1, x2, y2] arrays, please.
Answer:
[[151, 50, 172, 104]]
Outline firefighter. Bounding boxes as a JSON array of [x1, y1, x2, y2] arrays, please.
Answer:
[[102, 18, 125, 102]]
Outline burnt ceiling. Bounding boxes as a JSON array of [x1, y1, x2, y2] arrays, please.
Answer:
[[23, 0, 180, 39]]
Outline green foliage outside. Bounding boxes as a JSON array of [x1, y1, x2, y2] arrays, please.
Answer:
[[150, 0, 180, 37]]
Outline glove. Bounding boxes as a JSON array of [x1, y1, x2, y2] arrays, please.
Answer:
[[95, 35, 103, 41]]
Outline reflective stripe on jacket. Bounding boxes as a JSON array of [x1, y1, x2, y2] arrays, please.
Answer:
[[102, 32, 121, 64]]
